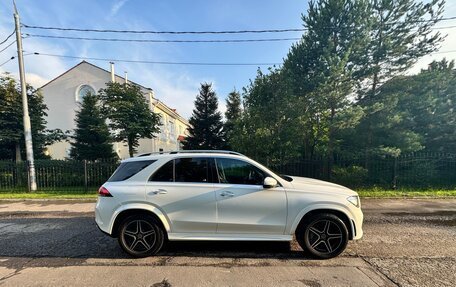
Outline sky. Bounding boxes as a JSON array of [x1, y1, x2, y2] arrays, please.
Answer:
[[0, 0, 455, 119]]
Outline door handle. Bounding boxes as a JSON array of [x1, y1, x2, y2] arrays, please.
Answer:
[[148, 189, 167, 195], [220, 191, 234, 197]]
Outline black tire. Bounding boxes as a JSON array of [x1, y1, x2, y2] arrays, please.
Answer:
[[296, 213, 348, 259], [118, 214, 164, 258]]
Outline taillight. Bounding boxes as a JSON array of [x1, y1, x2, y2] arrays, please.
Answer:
[[98, 186, 113, 197]]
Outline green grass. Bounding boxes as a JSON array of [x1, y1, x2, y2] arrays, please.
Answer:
[[1, 187, 455, 199], [356, 187, 456, 198], [0, 190, 97, 199]]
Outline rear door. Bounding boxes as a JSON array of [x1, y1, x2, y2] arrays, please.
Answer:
[[214, 157, 287, 234], [145, 157, 217, 233]]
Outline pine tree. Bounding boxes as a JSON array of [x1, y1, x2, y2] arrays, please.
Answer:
[[357, 0, 444, 164], [70, 93, 116, 161], [184, 83, 224, 150], [283, 0, 370, 174], [224, 89, 242, 149], [238, 68, 299, 164], [361, 0, 444, 99]]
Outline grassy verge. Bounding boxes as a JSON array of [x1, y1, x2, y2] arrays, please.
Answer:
[[0, 191, 97, 199], [356, 188, 456, 198]]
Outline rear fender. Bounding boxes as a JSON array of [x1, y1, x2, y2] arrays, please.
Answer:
[[109, 202, 171, 234]]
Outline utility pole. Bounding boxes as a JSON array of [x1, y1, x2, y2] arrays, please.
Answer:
[[13, 1, 37, 191]]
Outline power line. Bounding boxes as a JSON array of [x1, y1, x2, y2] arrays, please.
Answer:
[[23, 34, 301, 43], [0, 41, 16, 54], [21, 24, 456, 44], [22, 26, 304, 34], [21, 16, 456, 34], [25, 49, 456, 69], [0, 56, 15, 68], [0, 30, 15, 45], [31, 52, 282, 66]]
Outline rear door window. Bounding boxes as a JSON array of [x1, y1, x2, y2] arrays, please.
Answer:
[[175, 157, 210, 183], [108, 160, 155, 182], [149, 160, 174, 182]]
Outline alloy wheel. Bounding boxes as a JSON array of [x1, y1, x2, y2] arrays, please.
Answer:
[[306, 219, 343, 254], [122, 220, 157, 253]]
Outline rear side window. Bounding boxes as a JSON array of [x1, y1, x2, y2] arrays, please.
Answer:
[[175, 158, 209, 183], [108, 160, 155, 182]]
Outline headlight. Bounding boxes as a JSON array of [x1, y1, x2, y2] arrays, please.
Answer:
[[347, 195, 360, 208]]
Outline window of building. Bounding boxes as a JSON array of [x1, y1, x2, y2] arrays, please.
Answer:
[[169, 120, 175, 140], [215, 158, 267, 185], [159, 116, 167, 141], [76, 84, 95, 102]]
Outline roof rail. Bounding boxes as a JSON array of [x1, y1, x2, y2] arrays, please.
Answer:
[[136, 150, 244, 157]]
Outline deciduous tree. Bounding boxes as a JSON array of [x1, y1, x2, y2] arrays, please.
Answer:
[[98, 82, 160, 157], [0, 74, 63, 161]]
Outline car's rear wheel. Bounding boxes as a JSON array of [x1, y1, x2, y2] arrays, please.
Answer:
[[118, 215, 164, 257], [296, 213, 348, 259]]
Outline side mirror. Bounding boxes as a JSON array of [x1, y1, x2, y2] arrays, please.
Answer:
[[263, 177, 278, 188]]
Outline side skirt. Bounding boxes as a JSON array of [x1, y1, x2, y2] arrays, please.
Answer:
[[168, 233, 292, 241]]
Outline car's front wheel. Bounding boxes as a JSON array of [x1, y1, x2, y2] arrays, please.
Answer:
[[296, 213, 348, 259], [118, 215, 164, 257]]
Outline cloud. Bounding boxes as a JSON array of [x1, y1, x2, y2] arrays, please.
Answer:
[[109, 0, 129, 17], [25, 73, 49, 88]]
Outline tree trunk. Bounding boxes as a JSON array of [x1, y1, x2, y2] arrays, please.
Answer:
[[327, 106, 336, 181], [127, 136, 134, 157], [15, 143, 22, 162], [365, 72, 378, 169]]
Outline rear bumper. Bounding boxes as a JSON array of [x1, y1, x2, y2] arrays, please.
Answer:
[[95, 197, 115, 235]]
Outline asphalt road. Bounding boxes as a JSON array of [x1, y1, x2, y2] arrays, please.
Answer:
[[0, 198, 454, 286]]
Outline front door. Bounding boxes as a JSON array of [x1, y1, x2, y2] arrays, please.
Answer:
[[214, 157, 287, 234], [146, 157, 217, 233]]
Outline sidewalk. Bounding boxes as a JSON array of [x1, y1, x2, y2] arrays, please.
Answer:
[[0, 199, 95, 215]]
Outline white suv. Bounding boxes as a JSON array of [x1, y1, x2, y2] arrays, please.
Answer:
[[95, 151, 363, 259]]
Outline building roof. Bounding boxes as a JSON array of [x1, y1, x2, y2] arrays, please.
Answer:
[[38, 60, 189, 125], [38, 60, 151, 91]]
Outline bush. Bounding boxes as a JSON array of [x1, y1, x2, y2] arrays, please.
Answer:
[[332, 165, 368, 188]]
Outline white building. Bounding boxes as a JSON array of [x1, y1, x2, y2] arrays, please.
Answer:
[[39, 61, 190, 159]]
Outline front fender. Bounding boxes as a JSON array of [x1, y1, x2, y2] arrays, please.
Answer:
[[108, 202, 172, 234], [287, 202, 354, 235]]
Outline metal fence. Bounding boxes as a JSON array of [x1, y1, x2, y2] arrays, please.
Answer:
[[0, 159, 119, 193], [0, 153, 455, 192], [270, 152, 456, 189]]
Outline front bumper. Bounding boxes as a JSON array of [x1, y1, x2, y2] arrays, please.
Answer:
[[350, 205, 364, 240]]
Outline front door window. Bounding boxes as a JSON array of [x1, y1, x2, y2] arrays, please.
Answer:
[[215, 158, 267, 185]]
